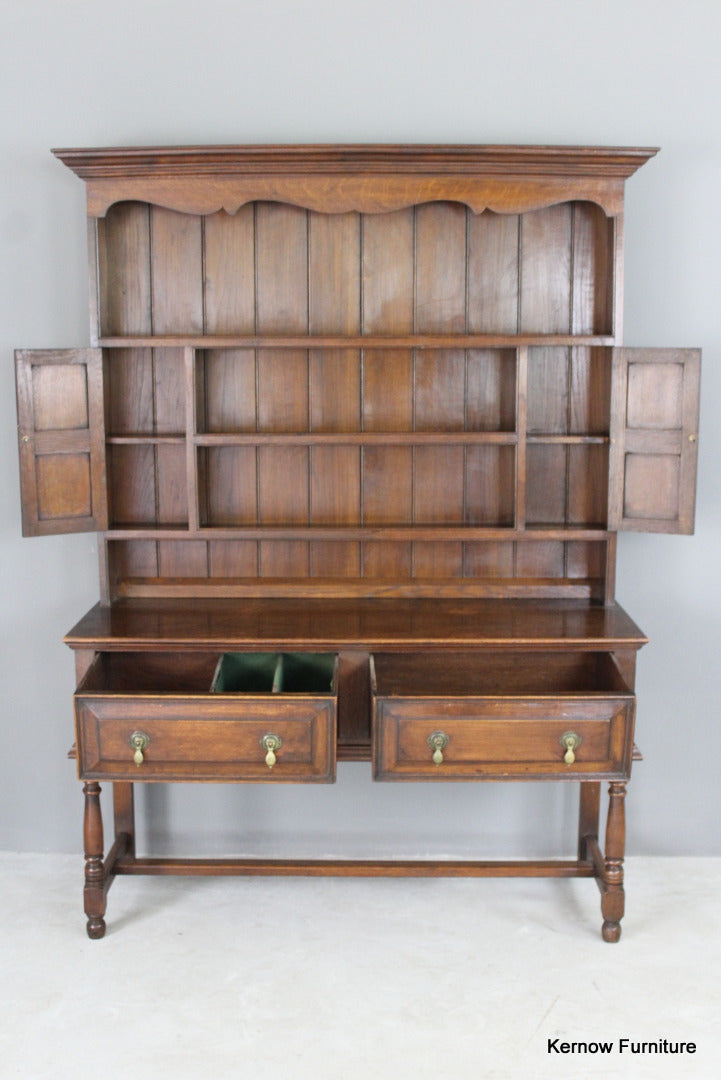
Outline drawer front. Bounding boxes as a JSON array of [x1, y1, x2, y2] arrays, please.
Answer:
[[76, 695, 336, 782], [373, 696, 635, 780]]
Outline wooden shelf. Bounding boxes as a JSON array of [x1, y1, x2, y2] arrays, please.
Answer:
[[97, 334, 616, 349], [64, 597, 648, 651], [105, 525, 610, 541], [193, 431, 518, 446], [527, 434, 609, 445], [108, 434, 185, 444], [107, 432, 608, 446]]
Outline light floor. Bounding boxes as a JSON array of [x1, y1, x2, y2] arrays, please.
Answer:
[[0, 855, 719, 1079]]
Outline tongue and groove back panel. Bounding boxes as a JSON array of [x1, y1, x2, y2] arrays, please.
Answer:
[[98, 198, 616, 598]]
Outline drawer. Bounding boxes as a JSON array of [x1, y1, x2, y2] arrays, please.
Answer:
[[75, 652, 337, 782], [371, 652, 635, 781]]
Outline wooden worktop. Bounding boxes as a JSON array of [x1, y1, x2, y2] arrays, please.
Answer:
[[65, 598, 647, 652]]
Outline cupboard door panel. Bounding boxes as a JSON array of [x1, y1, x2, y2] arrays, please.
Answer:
[[15, 348, 107, 536], [609, 348, 700, 533]]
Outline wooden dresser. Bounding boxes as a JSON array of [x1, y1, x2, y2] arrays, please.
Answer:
[[15, 145, 700, 940]]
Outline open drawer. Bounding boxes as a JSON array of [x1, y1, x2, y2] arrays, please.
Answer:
[[371, 652, 635, 781], [75, 652, 337, 782]]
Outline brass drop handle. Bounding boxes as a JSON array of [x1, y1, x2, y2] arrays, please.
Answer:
[[427, 731, 449, 766], [560, 731, 582, 765], [129, 730, 150, 766], [260, 733, 282, 769]]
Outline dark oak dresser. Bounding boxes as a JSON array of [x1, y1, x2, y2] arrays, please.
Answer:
[[15, 145, 700, 939]]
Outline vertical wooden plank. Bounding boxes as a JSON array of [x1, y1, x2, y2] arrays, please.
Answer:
[[467, 349, 516, 431], [413, 543, 463, 578], [203, 205, 256, 433], [257, 202, 308, 429], [99, 203, 152, 336], [527, 347, 569, 434], [611, 214, 625, 341], [108, 351, 154, 434], [520, 204, 572, 333], [362, 353, 413, 431], [87, 219, 100, 345], [260, 542, 310, 577], [526, 445, 567, 525], [362, 210, 414, 430], [464, 542, 515, 578], [415, 202, 466, 335], [184, 347, 199, 531], [363, 446, 413, 525], [204, 207, 255, 333], [310, 543, 361, 578], [415, 203, 466, 575], [203, 350, 256, 432], [156, 445, 189, 525], [154, 348, 190, 530], [98, 534, 111, 604], [363, 209, 415, 576], [568, 445, 608, 526], [209, 540, 258, 578], [310, 352, 361, 431], [604, 534, 617, 603], [152, 352, 186, 433], [363, 543, 412, 579], [515, 541, 565, 578], [308, 211, 361, 575], [258, 445, 309, 525], [572, 203, 612, 336], [362, 209, 415, 334], [415, 354, 465, 431], [467, 211, 519, 333], [99, 202, 158, 581], [336, 652, 371, 745], [109, 446, 156, 524], [414, 202, 466, 432], [465, 446, 515, 525], [150, 207, 204, 334], [309, 211, 361, 335], [158, 541, 209, 577], [363, 445, 413, 577], [414, 446, 464, 523], [256, 202, 310, 579], [110, 540, 162, 581], [201, 447, 257, 526], [515, 346, 528, 532], [567, 541, 604, 581], [311, 447, 360, 524], [201, 205, 259, 574], [308, 211, 360, 431], [570, 346, 611, 436], [151, 207, 205, 570]]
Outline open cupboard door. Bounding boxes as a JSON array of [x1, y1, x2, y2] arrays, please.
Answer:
[[608, 348, 700, 534], [15, 348, 107, 536]]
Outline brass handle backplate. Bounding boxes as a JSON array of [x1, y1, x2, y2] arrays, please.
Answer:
[[560, 731, 582, 765], [427, 730, 449, 766], [260, 733, 282, 769], [129, 730, 150, 766]]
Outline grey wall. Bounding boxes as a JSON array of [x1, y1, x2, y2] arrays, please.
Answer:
[[1, 0, 719, 855]]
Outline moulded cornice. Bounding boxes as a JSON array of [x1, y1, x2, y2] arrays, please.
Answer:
[[52, 144, 659, 218]]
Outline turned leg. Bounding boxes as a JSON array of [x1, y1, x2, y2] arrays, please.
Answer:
[[83, 781, 106, 939], [578, 781, 600, 862], [601, 781, 626, 943]]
